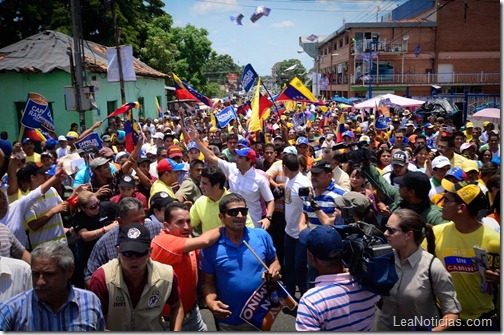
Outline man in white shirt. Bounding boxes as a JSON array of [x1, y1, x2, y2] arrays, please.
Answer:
[[190, 127, 275, 229], [0, 256, 32, 301]]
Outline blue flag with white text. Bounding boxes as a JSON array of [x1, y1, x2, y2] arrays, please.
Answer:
[[216, 106, 237, 128], [241, 64, 258, 93]]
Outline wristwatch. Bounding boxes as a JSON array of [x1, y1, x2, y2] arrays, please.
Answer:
[[265, 216, 273, 221]]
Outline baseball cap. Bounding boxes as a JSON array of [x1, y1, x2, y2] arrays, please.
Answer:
[[187, 142, 200, 152], [461, 160, 479, 173], [359, 135, 370, 144], [460, 142, 477, 152], [99, 147, 115, 159], [157, 158, 185, 173], [118, 223, 151, 254], [299, 226, 343, 261], [66, 131, 79, 139], [424, 123, 434, 129], [137, 156, 151, 165], [45, 164, 57, 176], [22, 162, 50, 177], [310, 159, 332, 173], [84, 145, 99, 155], [45, 138, 58, 149], [209, 127, 219, 132], [58, 135, 67, 141], [406, 120, 415, 127], [441, 180, 487, 207], [101, 135, 111, 142], [22, 138, 33, 145], [89, 157, 110, 171], [149, 191, 174, 210], [41, 151, 52, 158], [167, 145, 183, 158], [334, 191, 371, 215], [118, 174, 135, 188], [153, 132, 164, 140], [116, 151, 130, 162], [343, 131, 354, 138], [465, 122, 474, 128], [432, 156, 451, 169], [282, 146, 298, 155], [445, 167, 466, 181], [235, 147, 257, 163], [482, 121, 491, 127], [391, 150, 408, 166], [238, 138, 250, 148], [296, 137, 309, 146], [394, 171, 431, 199]]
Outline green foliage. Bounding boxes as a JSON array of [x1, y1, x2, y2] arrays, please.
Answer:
[[273, 59, 308, 88]]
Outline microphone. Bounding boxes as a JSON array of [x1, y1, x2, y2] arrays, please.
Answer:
[[487, 240, 500, 270]]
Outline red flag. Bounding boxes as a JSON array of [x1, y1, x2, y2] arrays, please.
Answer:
[[258, 94, 273, 119], [108, 102, 139, 118]]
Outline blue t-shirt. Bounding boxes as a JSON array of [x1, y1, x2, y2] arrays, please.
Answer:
[[199, 227, 277, 325]]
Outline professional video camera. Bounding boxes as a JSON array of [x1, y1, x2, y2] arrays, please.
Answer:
[[332, 141, 375, 164]]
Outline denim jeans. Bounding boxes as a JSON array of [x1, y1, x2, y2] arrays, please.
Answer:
[[165, 305, 207, 331], [283, 234, 308, 297]]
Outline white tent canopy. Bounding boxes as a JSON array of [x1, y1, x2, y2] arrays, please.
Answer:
[[353, 93, 426, 109]]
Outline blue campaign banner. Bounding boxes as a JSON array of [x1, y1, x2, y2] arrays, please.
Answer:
[[216, 106, 237, 128], [241, 64, 258, 93], [20, 92, 55, 132], [74, 132, 103, 150], [240, 280, 297, 331]]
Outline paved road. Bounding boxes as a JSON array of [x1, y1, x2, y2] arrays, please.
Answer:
[[200, 307, 297, 331]]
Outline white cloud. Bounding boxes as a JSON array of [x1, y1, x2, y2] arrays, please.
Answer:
[[191, 0, 238, 14], [270, 20, 295, 28]]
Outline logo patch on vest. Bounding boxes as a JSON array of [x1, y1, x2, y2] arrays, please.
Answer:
[[148, 290, 161, 308]]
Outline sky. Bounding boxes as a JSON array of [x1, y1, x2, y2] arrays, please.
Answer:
[[162, 0, 406, 76]]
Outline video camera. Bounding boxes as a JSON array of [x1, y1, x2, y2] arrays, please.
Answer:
[[332, 141, 375, 164]]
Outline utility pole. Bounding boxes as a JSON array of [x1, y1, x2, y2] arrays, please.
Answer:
[[111, 0, 126, 105], [70, 0, 86, 132]]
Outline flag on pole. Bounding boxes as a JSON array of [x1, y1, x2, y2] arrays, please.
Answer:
[[275, 77, 324, 104], [248, 78, 263, 133], [155, 97, 163, 118], [125, 109, 141, 153], [25, 128, 47, 142], [108, 102, 140, 118], [336, 113, 346, 142], [172, 73, 213, 107], [241, 64, 258, 93], [240, 280, 297, 331]]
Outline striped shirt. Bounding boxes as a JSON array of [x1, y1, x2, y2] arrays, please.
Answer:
[[302, 180, 346, 226], [24, 187, 66, 249], [296, 273, 378, 331], [0, 286, 105, 331]]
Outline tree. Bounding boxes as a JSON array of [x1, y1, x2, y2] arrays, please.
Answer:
[[272, 59, 307, 89]]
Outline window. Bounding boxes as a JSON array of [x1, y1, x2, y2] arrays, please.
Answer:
[[137, 97, 145, 118]]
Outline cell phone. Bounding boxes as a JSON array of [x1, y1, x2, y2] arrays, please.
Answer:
[[298, 187, 310, 197]]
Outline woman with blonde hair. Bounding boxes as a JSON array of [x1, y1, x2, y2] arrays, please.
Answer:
[[377, 209, 461, 331]]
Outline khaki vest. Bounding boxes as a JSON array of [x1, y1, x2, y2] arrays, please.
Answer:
[[102, 258, 174, 331]]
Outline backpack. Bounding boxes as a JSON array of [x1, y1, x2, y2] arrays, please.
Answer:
[[333, 221, 399, 296]]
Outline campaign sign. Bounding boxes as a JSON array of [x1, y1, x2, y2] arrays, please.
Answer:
[[241, 64, 258, 93], [21, 92, 55, 132], [74, 132, 103, 150], [240, 280, 297, 331], [216, 106, 237, 128]]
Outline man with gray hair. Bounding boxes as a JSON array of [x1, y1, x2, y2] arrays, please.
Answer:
[[0, 241, 105, 331], [84, 197, 163, 286]]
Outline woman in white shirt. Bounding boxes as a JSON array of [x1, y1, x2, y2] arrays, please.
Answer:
[[377, 209, 461, 331]]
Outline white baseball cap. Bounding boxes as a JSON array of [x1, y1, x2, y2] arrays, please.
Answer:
[[432, 155, 451, 169]]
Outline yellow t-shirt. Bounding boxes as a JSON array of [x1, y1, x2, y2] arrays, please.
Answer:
[[148, 179, 175, 207]]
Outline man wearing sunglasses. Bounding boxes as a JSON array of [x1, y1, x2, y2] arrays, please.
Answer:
[[200, 193, 281, 331], [89, 223, 184, 331]]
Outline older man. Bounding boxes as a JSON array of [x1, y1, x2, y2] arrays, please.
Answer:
[[0, 241, 105, 331], [89, 223, 184, 330]]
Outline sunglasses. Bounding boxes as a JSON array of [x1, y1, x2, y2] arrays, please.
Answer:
[[121, 250, 149, 258], [87, 201, 100, 210], [385, 225, 402, 234], [224, 207, 248, 217]]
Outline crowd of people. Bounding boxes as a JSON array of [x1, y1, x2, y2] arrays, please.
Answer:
[[0, 100, 500, 331]]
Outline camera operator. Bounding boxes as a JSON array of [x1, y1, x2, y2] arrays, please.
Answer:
[[361, 157, 446, 227]]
